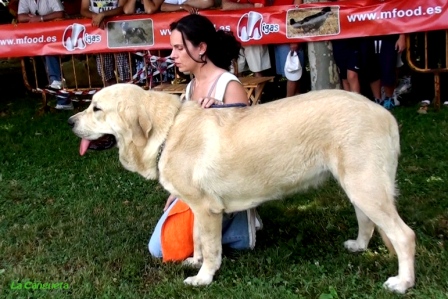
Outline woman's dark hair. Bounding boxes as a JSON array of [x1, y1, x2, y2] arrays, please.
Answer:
[[170, 14, 241, 70]]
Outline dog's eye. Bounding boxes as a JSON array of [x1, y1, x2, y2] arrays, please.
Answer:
[[93, 106, 101, 112]]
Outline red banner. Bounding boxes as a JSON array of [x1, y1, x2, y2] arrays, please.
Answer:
[[0, 0, 447, 58]]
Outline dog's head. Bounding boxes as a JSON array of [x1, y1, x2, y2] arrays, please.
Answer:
[[68, 84, 181, 179]]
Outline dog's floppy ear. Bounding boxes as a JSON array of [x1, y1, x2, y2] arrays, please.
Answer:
[[118, 102, 152, 147]]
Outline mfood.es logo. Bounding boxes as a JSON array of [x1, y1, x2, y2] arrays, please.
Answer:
[[62, 23, 101, 51], [237, 11, 279, 42]]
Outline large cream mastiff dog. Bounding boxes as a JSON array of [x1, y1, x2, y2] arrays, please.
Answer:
[[68, 84, 415, 293]]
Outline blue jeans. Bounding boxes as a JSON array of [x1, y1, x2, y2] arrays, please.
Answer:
[[45, 55, 62, 83], [44, 56, 69, 103], [148, 198, 251, 258]]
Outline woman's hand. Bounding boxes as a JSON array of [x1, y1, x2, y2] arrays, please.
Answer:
[[396, 34, 406, 53], [163, 194, 177, 212], [198, 97, 223, 108], [182, 4, 198, 14], [28, 14, 41, 23], [92, 13, 105, 28]]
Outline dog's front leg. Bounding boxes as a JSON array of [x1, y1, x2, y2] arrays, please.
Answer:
[[184, 207, 223, 286], [183, 214, 203, 268]]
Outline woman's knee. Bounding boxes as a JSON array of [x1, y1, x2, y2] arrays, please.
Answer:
[[148, 235, 163, 258]]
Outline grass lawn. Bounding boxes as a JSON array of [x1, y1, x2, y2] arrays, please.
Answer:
[[1, 91, 448, 299]]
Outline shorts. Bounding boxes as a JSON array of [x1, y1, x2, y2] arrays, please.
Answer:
[[237, 45, 271, 73], [332, 39, 360, 80], [96, 52, 131, 82], [359, 35, 398, 86], [274, 43, 305, 79]]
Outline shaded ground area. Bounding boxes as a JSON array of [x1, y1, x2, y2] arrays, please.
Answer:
[[0, 59, 26, 98]]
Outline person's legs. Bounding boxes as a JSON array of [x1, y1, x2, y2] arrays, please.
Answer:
[[347, 70, 360, 93], [148, 198, 179, 258], [116, 52, 131, 83], [275, 44, 303, 97], [96, 54, 117, 86], [286, 80, 299, 97], [274, 44, 289, 78], [45, 55, 62, 85], [222, 209, 262, 250], [332, 39, 349, 91], [244, 45, 271, 100], [379, 37, 398, 109], [379, 39, 397, 98], [45, 56, 73, 110], [346, 44, 361, 93], [359, 38, 381, 101], [292, 48, 305, 95], [370, 79, 382, 101], [340, 79, 350, 91], [244, 45, 271, 74]]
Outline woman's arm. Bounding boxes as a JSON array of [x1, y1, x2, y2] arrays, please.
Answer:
[[142, 0, 164, 14], [223, 81, 249, 105], [160, 3, 197, 13], [80, 0, 94, 18], [123, 0, 137, 14], [222, 0, 260, 11], [41, 11, 65, 21]]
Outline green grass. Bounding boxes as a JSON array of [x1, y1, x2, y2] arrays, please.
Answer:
[[1, 94, 448, 299]]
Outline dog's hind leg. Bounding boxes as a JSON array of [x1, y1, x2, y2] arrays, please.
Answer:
[[341, 174, 415, 294], [184, 205, 223, 286], [343, 205, 375, 252]]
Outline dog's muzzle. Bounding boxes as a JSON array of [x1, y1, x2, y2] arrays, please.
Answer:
[[67, 116, 76, 128]]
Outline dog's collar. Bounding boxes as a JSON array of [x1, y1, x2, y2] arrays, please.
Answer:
[[156, 140, 166, 165]]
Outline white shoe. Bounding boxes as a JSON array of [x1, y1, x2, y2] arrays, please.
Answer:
[[395, 76, 411, 95], [55, 101, 74, 110], [246, 208, 262, 249], [254, 210, 263, 231], [420, 99, 431, 106], [50, 80, 62, 90]]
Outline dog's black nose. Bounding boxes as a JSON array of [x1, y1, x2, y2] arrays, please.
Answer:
[[67, 117, 75, 128]]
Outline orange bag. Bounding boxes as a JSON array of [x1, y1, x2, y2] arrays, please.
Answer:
[[161, 199, 195, 262]]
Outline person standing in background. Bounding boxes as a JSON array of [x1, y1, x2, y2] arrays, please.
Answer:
[[80, 0, 131, 86], [17, 0, 73, 110], [271, 0, 305, 97]]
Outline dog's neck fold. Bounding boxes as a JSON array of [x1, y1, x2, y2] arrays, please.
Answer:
[[120, 94, 181, 181]]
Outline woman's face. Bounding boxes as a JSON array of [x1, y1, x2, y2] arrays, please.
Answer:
[[170, 29, 201, 73]]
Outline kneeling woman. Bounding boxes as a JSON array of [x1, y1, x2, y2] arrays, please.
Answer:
[[148, 14, 262, 262]]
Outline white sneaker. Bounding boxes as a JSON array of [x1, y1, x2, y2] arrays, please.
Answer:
[[55, 101, 74, 110], [50, 80, 62, 90], [420, 99, 431, 106], [443, 101, 448, 106], [254, 210, 263, 231], [246, 208, 259, 249], [395, 76, 411, 95]]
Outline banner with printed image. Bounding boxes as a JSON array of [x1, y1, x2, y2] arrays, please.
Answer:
[[0, 0, 447, 58]]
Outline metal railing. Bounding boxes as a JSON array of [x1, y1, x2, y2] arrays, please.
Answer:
[[406, 30, 448, 110]]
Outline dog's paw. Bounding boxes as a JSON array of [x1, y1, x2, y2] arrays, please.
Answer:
[[182, 257, 202, 268], [383, 276, 413, 294], [184, 274, 213, 286], [343, 240, 367, 252]]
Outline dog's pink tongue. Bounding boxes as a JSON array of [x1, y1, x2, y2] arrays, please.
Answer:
[[80, 139, 91, 156]]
